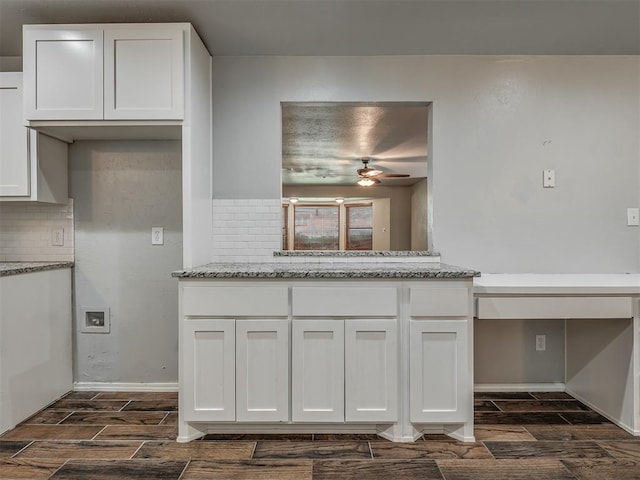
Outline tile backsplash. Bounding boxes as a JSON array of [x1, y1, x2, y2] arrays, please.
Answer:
[[0, 200, 74, 262], [211, 199, 281, 262]]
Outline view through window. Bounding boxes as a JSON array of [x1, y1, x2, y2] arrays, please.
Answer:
[[293, 205, 340, 250]]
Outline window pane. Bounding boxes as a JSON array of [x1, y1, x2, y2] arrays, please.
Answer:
[[347, 205, 373, 250], [348, 228, 373, 250], [294, 206, 339, 250], [282, 205, 289, 250]]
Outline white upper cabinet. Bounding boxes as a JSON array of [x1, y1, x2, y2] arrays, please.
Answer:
[[0, 73, 29, 196], [0, 72, 68, 203], [23, 24, 184, 121]]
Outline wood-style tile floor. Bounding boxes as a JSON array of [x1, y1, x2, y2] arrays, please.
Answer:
[[1, 391, 639, 479]]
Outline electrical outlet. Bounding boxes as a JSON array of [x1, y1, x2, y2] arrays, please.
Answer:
[[536, 334, 546, 351], [151, 227, 164, 245], [51, 228, 64, 246], [627, 208, 640, 226], [543, 170, 555, 188]]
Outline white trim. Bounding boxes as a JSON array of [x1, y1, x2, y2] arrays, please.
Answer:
[[566, 388, 640, 436], [474, 383, 565, 392], [74, 382, 178, 392]]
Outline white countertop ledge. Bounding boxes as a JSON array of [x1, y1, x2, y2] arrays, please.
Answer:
[[474, 273, 640, 296]]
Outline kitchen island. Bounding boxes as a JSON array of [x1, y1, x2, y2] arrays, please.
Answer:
[[173, 261, 480, 443]]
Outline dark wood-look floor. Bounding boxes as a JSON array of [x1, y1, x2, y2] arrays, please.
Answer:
[[1, 391, 639, 479]]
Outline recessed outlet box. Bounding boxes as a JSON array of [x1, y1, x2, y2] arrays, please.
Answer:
[[79, 306, 110, 334]]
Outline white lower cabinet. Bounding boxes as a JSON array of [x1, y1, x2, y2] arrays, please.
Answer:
[[182, 319, 235, 422], [409, 319, 469, 423], [178, 280, 474, 443], [292, 320, 345, 422], [345, 319, 398, 422], [291, 318, 398, 423], [236, 320, 289, 422]]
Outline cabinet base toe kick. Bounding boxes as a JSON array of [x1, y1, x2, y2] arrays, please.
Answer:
[[178, 420, 475, 443]]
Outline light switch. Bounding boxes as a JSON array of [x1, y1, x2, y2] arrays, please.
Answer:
[[151, 227, 164, 245], [628, 208, 640, 226], [543, 170, 555, 188]]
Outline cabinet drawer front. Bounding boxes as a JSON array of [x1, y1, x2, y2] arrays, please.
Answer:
[[182, 286, 288, 317], [292, 287, 397, 317], [477, 297, 633, 319], [410, 287, 470, 317]]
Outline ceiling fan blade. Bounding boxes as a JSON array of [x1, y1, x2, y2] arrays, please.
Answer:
[[377, 173, 411, 178]]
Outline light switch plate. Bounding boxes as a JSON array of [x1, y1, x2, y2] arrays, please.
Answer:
[[628, 208, 640, 226], [151, 227, 164, 245]]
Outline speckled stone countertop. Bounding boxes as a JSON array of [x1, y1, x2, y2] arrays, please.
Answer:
[[274, 250, 441, 257], [172, 262, 480, 279], [0, 262, 74, 277]]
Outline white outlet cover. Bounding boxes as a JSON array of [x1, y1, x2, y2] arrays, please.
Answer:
[[627, 208, 640, 226], [151, 227, 164, 245], [51, 228, 64, 246], [543, 170, 555, 188]]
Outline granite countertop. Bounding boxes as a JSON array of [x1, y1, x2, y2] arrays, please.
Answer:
[[172, 262, 480, 279], [273, 250, 441, 257], [0, 261, 74, 277]]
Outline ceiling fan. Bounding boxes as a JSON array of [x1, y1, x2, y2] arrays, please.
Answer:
[[356, 157, 410, 186]]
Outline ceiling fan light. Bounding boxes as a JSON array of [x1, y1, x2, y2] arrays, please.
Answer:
[[335, 197, 345, 204], [357, 177, 379, 187], [289, 197, 299, 203]]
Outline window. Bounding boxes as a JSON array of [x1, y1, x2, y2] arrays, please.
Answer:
[[282, 205, 289, 250], [294, 205, 339, 250], [346, 204, 373, 250]]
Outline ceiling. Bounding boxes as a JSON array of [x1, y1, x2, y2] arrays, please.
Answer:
[[282, 103, 428, 186], [0, 0, 638, 57]]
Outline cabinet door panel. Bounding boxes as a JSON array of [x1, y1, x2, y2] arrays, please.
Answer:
[[0, 74, 29, 196], [24, 27, 103, 120], [236, 320, 289, 422], [292, 320, 344, 422], [410, 320, 470, 423], [104, 27, 184, 119], [182, 319, 235, 421], [345, 319, 398, 422]]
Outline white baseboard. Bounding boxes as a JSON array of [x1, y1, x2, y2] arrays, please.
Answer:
[[74, 382, 178, 392], [474, 383, 566, 392], [566, 388, 639, 436]]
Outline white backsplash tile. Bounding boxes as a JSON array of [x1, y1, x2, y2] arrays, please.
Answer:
[[211, 198, 281, 262], [0, 199, 74, 262]]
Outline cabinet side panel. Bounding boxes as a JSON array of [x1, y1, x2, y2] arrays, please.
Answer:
[[0, 74, 29, 196]]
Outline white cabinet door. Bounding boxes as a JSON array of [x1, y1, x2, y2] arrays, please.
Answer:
[[23, 27, 103, 120], [0, 73, 29, 196], [236, 320, 289, 422], [292, 320, 344, 422], [182, 319, 235, 421], [345, 319, 398, 422], [410, 320, 470, 423], [104, 26, 184, 120]]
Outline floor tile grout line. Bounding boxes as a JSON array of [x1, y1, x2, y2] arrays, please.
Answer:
[[177, 458, 191, 480], [367, 441, 373, 459], [159, 412, 171, 426], [119, 400, 133, 412], [55, 411, 76, 425], [46, 458, 71, 480], [91, 425, 109, 440], [129, 440, 147, 459], [250, 441, 257, 458], [9, 439, 35, 458], [435, 459, 449, 480]]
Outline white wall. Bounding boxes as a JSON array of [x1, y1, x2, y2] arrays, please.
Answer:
[[212, 55, 639, 274], [69, 140, 182, 384], [411, 179, 428, 250]]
